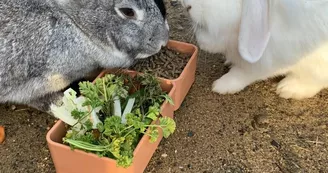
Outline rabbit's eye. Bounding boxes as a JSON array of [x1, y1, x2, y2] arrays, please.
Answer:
[[119, 8, 136, 19]]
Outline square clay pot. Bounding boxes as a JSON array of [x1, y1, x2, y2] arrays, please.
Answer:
[[164, 40, 198, 111], [47, 71, 175, 173]]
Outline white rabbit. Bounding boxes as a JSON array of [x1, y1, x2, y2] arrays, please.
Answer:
[[181, 0, 328, 99]]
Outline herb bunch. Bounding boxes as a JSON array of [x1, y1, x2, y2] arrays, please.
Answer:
[[51, 73, 176, 168]]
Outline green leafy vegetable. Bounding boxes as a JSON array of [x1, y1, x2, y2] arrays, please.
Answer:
[[53, 73, 176, 168]]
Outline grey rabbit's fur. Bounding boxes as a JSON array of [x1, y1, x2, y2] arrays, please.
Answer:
[[0, 0, 169, 112]]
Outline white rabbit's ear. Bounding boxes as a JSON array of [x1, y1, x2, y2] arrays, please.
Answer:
[[238, 0, 271, 63]]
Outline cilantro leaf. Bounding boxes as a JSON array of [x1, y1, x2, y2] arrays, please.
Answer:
[[79, 82, 103, 108]]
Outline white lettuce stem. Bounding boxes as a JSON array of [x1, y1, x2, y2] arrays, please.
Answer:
[[113, 96, 122, 117], [121, 98, 135, 124]]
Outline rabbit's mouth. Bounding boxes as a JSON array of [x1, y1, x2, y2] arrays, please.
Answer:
[[134, 43, 165, 59], [135, 47, 162, 59]]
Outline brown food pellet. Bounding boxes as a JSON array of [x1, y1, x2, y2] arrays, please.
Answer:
[[159, 56, 166, 63], [151, 61, 156, 69], [130, 47, 191, 79], [164, 61, 170, 68]]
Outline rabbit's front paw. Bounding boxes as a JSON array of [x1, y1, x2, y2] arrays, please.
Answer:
[[276, 76, 322, 100], [212, 69, 249, 94]]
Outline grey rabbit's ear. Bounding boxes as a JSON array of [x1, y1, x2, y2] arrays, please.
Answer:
[[238, 0, 271, 63]]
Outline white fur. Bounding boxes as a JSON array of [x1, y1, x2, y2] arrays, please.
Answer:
[[182, 0, 328, 99], [165, 19, 170, 31]]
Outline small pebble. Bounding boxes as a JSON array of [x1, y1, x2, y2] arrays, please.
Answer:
[[187, 131, 194, 137], [156, 161, 163, 165], [254, 114, 269, 128], [270, 140, 281, 149], [10, 105, 16, 110]]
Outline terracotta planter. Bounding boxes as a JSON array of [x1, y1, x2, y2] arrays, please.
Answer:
[[164, 40, 198, 111], [47, 71, 175, 173], [98, 40, 198, 111]]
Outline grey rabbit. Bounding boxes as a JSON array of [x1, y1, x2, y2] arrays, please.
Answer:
[[0, 0, 169, 112]]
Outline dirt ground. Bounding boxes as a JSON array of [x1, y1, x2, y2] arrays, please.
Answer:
[[1, 1, 328, 173]]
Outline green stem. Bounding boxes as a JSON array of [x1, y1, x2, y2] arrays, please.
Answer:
[[142, 132, 157, 138], [121, 125, 134, 133], [145, 125, 166, 128], [72, 108, 94, 127], [103, 78, 108, 102], [64, 139, 110, 152], [123, 128, 137, 138]]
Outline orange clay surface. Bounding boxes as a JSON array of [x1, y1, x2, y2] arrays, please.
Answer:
[[0, 126, 5, 144]]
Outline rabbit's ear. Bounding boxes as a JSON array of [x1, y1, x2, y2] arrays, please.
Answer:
[[238, 0, 271, 63]]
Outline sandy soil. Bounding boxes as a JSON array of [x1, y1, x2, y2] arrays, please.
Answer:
[[1, 1, 328, 173]]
